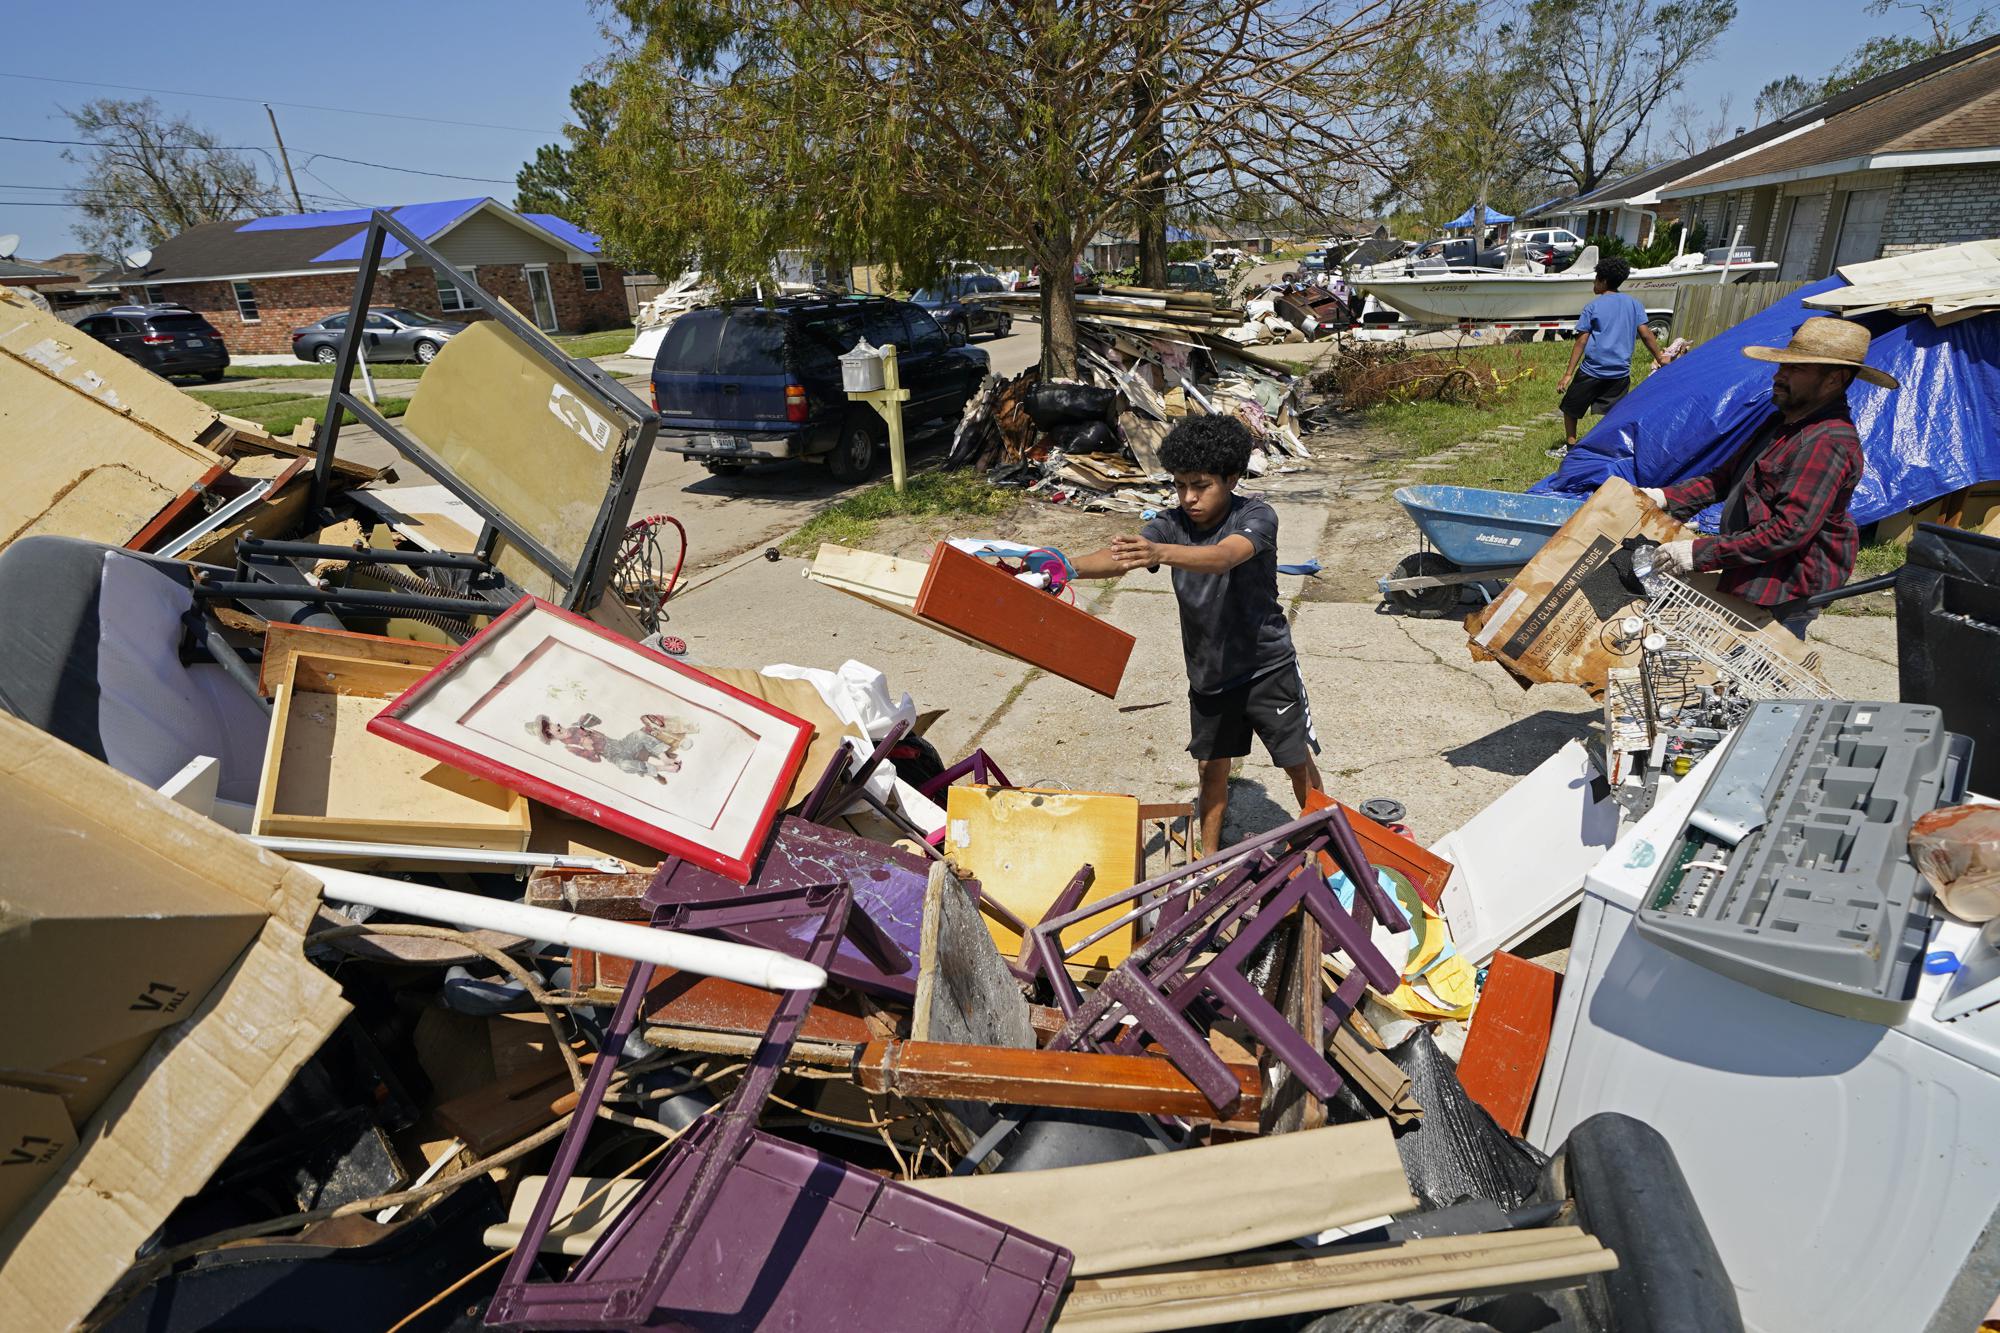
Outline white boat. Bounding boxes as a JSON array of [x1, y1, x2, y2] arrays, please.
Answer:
[[1351, 248, 1778, 326]]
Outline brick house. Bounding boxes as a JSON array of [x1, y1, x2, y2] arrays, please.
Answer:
[[96, 198, 629, 356], [1527, 34, 2000, 268], [1660, 37, 2000, 281]]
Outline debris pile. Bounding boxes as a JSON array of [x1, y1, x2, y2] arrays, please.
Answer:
[[5, 212, 1997, 1333], [949, 289, 1317, 509], [1310, 343, 1509, 410]]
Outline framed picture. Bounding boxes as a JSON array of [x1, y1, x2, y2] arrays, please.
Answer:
[[368, 598, 812, 881]]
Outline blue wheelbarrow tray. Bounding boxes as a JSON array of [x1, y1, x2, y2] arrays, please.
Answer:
[[1380, 485, 1583, 618]]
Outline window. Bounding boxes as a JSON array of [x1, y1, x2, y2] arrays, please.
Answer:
[[435, 266, 477, 313], [321, 313, 349, 331], [581, 263, 602, 292], [904, 306, 947, 353], [658, 311, 725, 373], [232, 281, 260, 323], [364, 314, 396, 332], [858, 304, 910, 350], [141, 284, 162, 305], [714, 312, 791, 375]]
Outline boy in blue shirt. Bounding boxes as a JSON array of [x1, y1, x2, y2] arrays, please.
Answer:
[[1554, 257, 1670, 455]]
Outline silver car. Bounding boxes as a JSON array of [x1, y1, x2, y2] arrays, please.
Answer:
[[290, 307, 467, 364]]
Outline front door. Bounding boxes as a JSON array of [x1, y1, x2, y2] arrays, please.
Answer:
[[524, 266, 558, 332]]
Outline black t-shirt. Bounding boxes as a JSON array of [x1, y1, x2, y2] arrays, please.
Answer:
[[1141, 493, 1296, 694]]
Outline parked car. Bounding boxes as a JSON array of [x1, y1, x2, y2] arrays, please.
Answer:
[[74, 305, 228, 382], [1165, 260, 1224, 294], [1515, 227, 1586, 262], [290, 308, 467, 365], [1408, 237, 1508, 269], [649, 296, 990, 481], [911, 274, 1013, 340]]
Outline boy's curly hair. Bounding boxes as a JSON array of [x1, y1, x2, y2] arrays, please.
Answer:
[[1595, 257, 1631, 290], [1158, 414, 1254, 478]]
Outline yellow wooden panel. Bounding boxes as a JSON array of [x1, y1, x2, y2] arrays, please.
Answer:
[[945, 785, 1140, 971]]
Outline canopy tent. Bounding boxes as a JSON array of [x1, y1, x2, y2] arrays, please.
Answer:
[[1444, 207, 1514, 230], [1531, 278, 2000, 529]]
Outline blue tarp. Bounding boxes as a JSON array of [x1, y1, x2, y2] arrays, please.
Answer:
[[309, 199, 486, 263], [520, 212, 601, 254], [1445, 206, 1513, 228], [1531, 279, 2000, 529]]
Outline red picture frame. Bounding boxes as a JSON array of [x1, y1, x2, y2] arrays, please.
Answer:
[[367, 597, 812, 882]]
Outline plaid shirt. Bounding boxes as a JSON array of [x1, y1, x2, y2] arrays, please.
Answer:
[[1659, 399, 1863, 608]]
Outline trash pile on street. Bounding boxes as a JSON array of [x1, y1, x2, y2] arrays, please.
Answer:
[[5, 222, 2000, 1333], [949, 287, 1317, 511]]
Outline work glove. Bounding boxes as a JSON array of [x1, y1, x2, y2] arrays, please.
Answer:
[[1654, 538, 1696, 575], [1638, 486, 1667, 509]]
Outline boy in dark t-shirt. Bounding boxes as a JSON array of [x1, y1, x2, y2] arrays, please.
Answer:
[[1072, 415, 1320, 853]]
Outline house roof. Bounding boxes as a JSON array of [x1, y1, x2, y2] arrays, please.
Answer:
[[93, 197, 598, 288], [1531, 31, 2000, 213], [1669, 48, 2000, 196], [0, 258, 68, 282], [1665, 45, 2000, 195]]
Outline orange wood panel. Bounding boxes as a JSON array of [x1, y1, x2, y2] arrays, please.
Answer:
[[855, 1040, 1262, 1119], [913, 541, 1135, 697], [1455, 951, 1561, 1136], [1303, 788, 1454, 909]]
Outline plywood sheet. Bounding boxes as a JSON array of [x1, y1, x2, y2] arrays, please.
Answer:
[[1455, 951, 1560, 1136], [945, 785, 1140, 970], [914, 860, 1037, 1047], [401, 322, 631, 600], [912, 1120, 1414, 1277]]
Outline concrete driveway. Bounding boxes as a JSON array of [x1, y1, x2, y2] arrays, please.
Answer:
[[332, 323, 1044, 576]]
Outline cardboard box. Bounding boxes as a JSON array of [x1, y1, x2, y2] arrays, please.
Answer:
[[0, 712, 348, 1328], [1464, 478, 1826, 696]]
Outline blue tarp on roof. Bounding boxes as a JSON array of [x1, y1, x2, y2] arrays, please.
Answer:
[[520, 212, 600, 254], [1445, 206, 1513, 228], [236, 206, 382, 231], [309, 199, 488, 263], [1530, 278, 2000, 528]]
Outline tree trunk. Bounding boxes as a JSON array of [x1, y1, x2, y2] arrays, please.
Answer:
[[1041, 252, 1079, 379], [1134, 38, 1169, 289]]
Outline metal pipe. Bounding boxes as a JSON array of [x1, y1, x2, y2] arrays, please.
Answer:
[[250, 836, 625, 874], [1789, 571, 1900, 611], [190, 580, 502, 616], [311, 866, 829, 991], [238, 538, 497, 571], [201, 620, 273, 716]]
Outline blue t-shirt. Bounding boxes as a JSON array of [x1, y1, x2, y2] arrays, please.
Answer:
[[1575, 292, 1643, 380]]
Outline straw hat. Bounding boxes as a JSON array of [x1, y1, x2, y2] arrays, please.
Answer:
[[1742, 316, 1898, 389]]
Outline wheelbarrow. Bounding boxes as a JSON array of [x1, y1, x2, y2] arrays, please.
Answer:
[[1379, 484, 1583, 618]]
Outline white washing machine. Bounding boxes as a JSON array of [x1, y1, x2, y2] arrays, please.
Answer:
[[1530, 753, 2000, 1332]]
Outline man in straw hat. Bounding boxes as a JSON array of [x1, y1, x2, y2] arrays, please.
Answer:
[[1642, 315, 1897, 638]]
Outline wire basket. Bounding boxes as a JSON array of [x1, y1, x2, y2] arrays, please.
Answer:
[[1644, 574, 1835, 701]]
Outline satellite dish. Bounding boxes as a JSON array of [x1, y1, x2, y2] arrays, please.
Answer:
[[0, 234, 19, 260], [123, 247, 152, 271]]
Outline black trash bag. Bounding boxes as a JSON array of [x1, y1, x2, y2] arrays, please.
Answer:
[[1026, 381, 1117, 428], [1050, 419, 1120, 454], [1388, 1029, 1547, 1212]]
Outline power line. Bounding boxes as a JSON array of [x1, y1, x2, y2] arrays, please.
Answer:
[[0, 70, 559, 136], [0, 135, 514, 185], [0, 200, 80, 208]]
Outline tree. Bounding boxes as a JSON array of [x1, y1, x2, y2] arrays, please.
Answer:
[[1523, 0, 1739, 194], [514, 83, 614, 219], [586, 0, 1435, 377], [1371, 6, 1554, 237], [1753, 1, 1994, 123], [61, 98, 284, 258], [1754, 74, 1821, 123], [1659, 93, 1736, 159]]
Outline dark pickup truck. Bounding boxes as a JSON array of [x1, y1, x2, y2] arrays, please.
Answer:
[[650, 296, 990, 480]]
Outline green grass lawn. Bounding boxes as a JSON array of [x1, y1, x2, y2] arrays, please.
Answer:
[[215, 326, 633, 381], [781, 469, 1016, 555], [219, 361, 425, 382], [552, 328, 638, 358], [188, 388, 409, 438]]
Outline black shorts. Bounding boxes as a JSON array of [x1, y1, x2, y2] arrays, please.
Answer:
[[1560, 372, 1630, 418], [1188, 663, 1320, 768]]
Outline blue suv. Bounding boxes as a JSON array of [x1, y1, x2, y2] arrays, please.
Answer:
[[650, 296, 990, 480]]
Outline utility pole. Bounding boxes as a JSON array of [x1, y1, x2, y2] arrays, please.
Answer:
[[265, 104, 305, 213]]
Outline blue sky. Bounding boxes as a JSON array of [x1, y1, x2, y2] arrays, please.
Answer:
[[0, 0, 1906, 261]]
